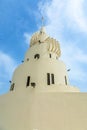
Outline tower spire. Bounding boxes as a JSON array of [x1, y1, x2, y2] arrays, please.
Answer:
[[41, 16, 44, 27]]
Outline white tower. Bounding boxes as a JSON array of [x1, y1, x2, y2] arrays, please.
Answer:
[[1, 27, 87, 130], [10, 27, 79, 92]]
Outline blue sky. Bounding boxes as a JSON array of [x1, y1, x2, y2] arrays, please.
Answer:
[[0, 0, 87, 95]]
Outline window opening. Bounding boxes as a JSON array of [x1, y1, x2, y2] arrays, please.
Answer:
[[27, 58, 29, 61], [65, 76, 67, 85], [49, 54, 51, 58], [26, 76, 30, 87], [31, 82, 36, 88], [47, 73, 50, 85], [51, 74, 55, 84], [34, 54, 40, 59], [39, 40, 41, 43], [10, 83, 15, 91]]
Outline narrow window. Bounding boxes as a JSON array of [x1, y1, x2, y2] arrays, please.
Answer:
[[26, 76, 30, 87], [65, 76, 67, 85], [49, 54, 51, 58], [51, 74, 54, 84], [10, 83, 15, 91], [47, 73, 50, 85]]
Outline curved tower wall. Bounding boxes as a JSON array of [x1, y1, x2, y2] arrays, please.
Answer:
[[11, 28, 79, 92]]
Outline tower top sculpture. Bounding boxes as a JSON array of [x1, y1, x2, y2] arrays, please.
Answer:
[[30, 27, 61, 58]]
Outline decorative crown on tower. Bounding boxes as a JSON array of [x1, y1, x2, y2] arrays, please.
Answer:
[[30, 27, 61, 58]]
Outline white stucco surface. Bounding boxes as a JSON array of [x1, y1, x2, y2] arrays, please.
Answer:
[[0, 27, 86, 130], [0, 92, 87, 130]]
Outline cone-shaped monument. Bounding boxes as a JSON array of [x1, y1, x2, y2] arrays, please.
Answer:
[[10, 27, 79, 93], [0, 27, 87, 130]]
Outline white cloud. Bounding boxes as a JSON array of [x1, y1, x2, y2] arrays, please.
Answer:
[[38, 0, 64, 38], [66, 0, 87, 33], [24, 32, 32, 45], [38, 0, 87, 34], [61, 42, 87, 64], [0, 51, 17, 93], [60, 42, 87, 82], [0, 51, 17, 77]]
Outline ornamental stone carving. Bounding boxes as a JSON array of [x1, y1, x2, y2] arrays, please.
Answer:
[[30, 27, 61, 57]]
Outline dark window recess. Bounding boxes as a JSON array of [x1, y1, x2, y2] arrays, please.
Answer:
[[26, 76, 30, 87], [31, 82, 36, 88], [51, 74, 55, 84], [65, 76, 67, 85], [49, 54, 51, 58], [34, 54, 40, 59], [39, 40, 41, 43], [47, 73, 50, 85], [27, 58, 29, 61], [10, 83, 15, 91]]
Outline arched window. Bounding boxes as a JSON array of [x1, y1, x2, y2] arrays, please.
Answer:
[[34, 54, 40, 59]]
